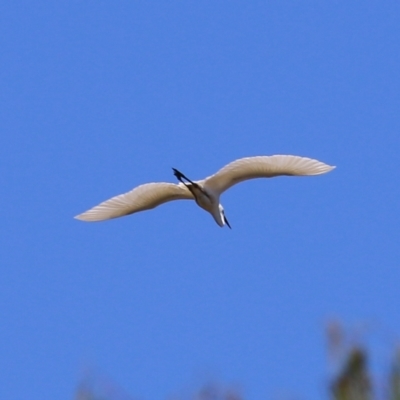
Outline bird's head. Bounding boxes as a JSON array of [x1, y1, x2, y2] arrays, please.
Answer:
[[219, 204, 231, 229]]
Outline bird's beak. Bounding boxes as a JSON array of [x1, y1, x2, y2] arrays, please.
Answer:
[[223, 213, 232, 229]]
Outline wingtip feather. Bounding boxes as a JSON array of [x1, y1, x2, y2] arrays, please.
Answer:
[[321, 164, 336, 174], [74, 213, 94, 222], [74, 211, 108, 222]]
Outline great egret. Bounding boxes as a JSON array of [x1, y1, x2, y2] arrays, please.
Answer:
[[75, 155, 335, 228]]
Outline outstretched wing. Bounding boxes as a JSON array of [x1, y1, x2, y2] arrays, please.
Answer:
[[203, 155, 335, 194], [75, 182, 194, 222]]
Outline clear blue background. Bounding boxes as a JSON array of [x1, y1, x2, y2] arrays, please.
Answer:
[[1, 2, 399, 399]]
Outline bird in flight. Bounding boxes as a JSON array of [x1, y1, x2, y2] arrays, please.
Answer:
[[75, 155, 335, 228]]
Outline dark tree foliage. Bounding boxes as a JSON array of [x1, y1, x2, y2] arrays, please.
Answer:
[[331, 347, 371, 400], [74, 324, 400, 400]]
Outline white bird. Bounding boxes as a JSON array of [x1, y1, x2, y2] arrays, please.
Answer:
[[75, 155, 335, 228]]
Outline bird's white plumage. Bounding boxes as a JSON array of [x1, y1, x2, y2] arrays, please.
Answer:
[[75, 155, 335, 225], [202, 155, 335, 194], [75, 182, 193, 222]]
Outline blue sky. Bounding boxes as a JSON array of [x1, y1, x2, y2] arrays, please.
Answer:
[[1, 2, 399, 399]]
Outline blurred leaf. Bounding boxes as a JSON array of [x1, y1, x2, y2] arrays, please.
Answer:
[[390, 349, 400, 400]]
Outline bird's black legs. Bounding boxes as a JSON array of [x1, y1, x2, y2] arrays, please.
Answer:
[[172, 168, 211, 200], [172, 168, 196, 185]]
